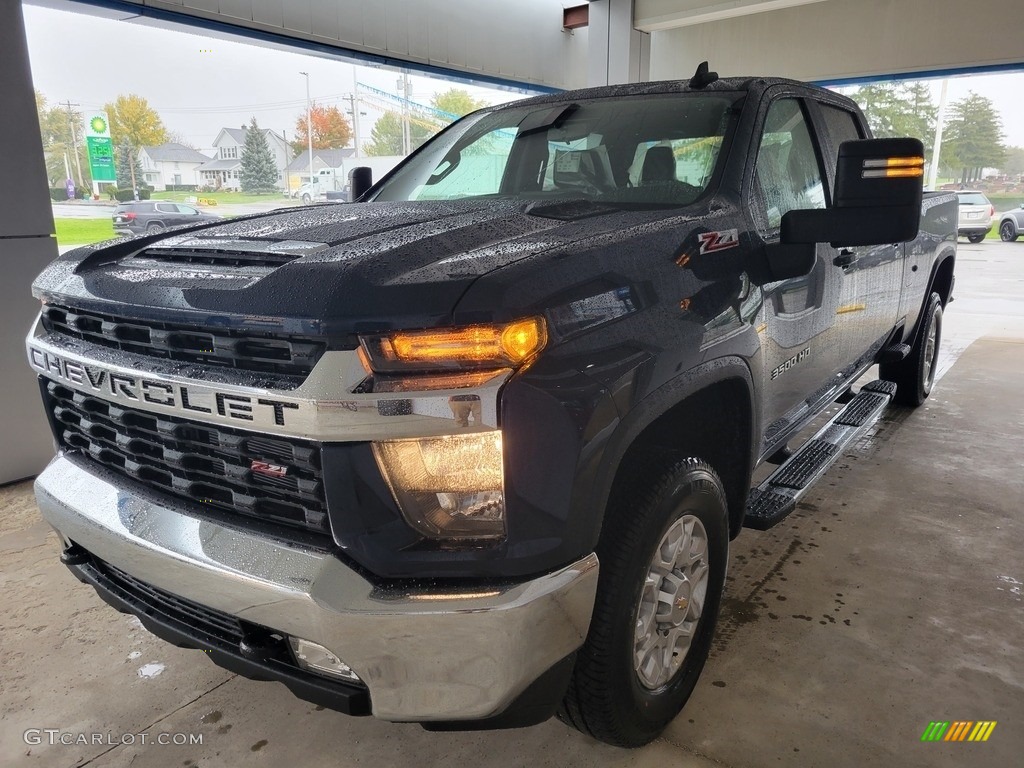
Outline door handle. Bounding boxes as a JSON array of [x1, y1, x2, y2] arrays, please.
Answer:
[[834, 249, 856, 268]]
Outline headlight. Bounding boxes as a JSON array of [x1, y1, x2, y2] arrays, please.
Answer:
[[372, 432, 505, 540], [360, 317, 546, 373]]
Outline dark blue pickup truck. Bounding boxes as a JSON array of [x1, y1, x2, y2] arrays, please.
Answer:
[[26, 66, 956, 747]]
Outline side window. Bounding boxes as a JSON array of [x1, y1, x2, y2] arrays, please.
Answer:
[[752, 99, 826, 233], [818, 103, 864, 173], [155, 203, 177, 214], [175, 204, 198, 215]]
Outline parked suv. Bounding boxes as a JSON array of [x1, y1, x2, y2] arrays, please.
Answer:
[[113, 201, 220, 235], [956, 190, 994, 243]]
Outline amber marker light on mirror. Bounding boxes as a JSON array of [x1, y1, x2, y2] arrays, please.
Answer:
[[861, 156, 925, 178]]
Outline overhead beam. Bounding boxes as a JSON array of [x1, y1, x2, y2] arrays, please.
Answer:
[[635, 0, 831, 32]]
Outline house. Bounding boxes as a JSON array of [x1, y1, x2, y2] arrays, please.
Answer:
[[284, 148, 355, 193], [197, 127, 292, 191], [138, 143, 212, 191]]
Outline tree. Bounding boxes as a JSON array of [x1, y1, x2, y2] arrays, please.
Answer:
[[849, 81, 936, 160], [1001, 146, 1024, 177], [35, 90, 91, 186], [103, 94, 168, 192], [239, 117, 279, 194], [432, 88, 489, 123], [943, 92, 1006, 184], [364, 111, 434, 156], [115, 142, 144, 192], [291, 102, 352, 152], [166, 131, 199, 151]]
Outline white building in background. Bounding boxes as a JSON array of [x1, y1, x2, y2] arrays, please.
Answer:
[[197, 127, 292, 191], [138, 143, 212, 191]]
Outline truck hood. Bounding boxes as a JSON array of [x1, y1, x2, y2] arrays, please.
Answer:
[[33, 199, 692, 334]]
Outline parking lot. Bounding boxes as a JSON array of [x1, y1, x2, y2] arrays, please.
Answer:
[[2, 240, 1022, 768]]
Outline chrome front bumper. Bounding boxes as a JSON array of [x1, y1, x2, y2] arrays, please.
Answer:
[[35, 454, 599, 722]]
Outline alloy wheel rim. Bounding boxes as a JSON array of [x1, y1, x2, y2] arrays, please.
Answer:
[[633, 514, 710, 690], [1001, 222, 1014, 241], [922, 310, 939, 392]]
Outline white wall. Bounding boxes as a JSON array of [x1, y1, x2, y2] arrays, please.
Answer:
[[81, 0, 589, 90], [647, 0, 1024, 82]]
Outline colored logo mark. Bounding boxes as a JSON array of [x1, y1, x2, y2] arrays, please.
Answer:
[[921, 721, 997, 742], [90, 116, 107, 134]]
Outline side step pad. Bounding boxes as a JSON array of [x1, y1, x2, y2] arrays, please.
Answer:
[[743, 379, 896, 530]]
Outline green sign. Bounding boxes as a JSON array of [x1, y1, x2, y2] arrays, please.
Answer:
[[85, 112, 116, 182]]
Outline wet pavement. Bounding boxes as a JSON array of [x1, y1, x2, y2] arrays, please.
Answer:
[[2, 240, 1022, 767]]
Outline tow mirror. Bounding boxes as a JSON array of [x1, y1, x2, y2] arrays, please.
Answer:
[[782, 138, 924, 247], [349, 167, 373, 201]]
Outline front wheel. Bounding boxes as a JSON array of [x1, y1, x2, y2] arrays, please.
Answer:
[[301, 193, 311, 204], [1000, 221, 1018, 242], [880, 291, 942, 407], [558, 455, 728, 747], [966, 233, 985, 243]]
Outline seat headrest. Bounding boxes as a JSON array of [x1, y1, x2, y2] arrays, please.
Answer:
[[641, 146, 676, 183]]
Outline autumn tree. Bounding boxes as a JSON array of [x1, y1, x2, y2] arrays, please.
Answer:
[[291, 102, 352, 152], [432, 88, 489, 123], [103, 94, 168, 192], [240, 117, 279, 194], [943, 92, 1006, 184]]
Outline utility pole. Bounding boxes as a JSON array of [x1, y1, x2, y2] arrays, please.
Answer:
[[64, 100, 84, 187], [347, 92, 361, 158], [400, 71, 411, 156], [300, 72, 314, 200], [927, 79, 949, 192]]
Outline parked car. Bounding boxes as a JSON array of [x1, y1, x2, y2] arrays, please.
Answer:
[[113, 200, 220, 235], [956, 190, 994, 243], [998, 203, 1024, 242]]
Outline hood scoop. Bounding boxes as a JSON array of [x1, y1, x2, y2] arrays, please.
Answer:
[[128, 236, 330, 269]]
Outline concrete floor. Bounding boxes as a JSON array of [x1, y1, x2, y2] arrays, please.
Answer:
[[2, 240, 1022, 767]]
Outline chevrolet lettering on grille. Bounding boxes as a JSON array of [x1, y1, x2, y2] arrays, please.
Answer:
[[28, 346, 298, 427]]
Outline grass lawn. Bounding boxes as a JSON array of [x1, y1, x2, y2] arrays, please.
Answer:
[[151, 190, 294, 205], [54, 218, 116, 247]]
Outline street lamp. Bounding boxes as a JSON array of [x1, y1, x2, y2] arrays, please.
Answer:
[[300, 71, 314, 200]]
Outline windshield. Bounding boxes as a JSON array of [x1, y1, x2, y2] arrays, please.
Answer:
[[372, 92, 740, 208]]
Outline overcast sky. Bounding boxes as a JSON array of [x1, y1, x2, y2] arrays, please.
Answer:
[[23, 4, 1024, 153], [22, 5, 533, 155]]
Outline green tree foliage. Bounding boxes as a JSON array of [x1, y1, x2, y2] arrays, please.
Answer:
[[943, 92, 1007, 184], [239, 117, 279, 194], [103, 94, 168, 192], [432, 88, 489, 122], [115, 143, 144, 192], [35, 90, 92, 186], [849, 81, 937, 160], [364, 111, 434, 156], [1001, 146, 1024, 176]]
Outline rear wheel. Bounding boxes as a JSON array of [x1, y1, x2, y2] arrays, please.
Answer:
[[1000, 221, 1018, 242], [966, 233, 985, 243], [558, 455, 728, 747], [880, 291, 942, 407], [146, 222, 164, 234]]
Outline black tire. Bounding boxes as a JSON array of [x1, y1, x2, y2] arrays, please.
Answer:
[[966, 233, 985, 243], [146, 222, 164, 234], [879, 291, 942, 407], [1000, 220, 1018, 242], [558, 454, 728, 747], [302, 193, 311, 204]]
